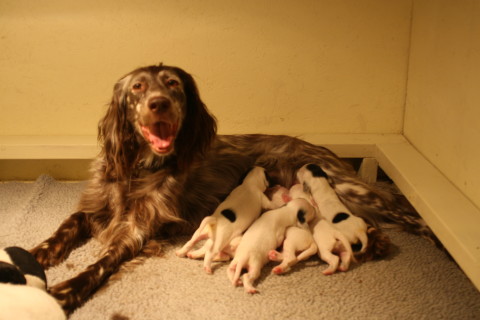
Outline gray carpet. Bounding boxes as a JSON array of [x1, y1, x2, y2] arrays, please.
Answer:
[[1, 175, 479, 320]]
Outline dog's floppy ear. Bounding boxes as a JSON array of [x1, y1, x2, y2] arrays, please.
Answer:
[[169, 66, 217, 170], [297, 209, 306, 224], [98, 74, 139, 179]]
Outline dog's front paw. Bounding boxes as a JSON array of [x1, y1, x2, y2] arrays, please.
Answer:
[[49, 281, 81, 315]]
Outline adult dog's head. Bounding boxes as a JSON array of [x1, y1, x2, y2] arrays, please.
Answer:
[[99, 64, 217, 178]]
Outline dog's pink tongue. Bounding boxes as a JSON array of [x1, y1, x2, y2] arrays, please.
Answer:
[[141, 122, 175, 153]]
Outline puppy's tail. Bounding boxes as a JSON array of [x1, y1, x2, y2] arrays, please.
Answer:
[[333, 229, 355, 267], [228, 258, 245, 287]]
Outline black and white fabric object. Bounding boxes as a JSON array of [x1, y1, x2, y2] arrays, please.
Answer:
[[0, 246, 65, 320], [0, 246, 47, 289]]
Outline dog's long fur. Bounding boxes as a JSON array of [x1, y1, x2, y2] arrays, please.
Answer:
[[30, 64, 436, 313]]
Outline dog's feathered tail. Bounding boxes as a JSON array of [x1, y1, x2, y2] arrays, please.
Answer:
[[336, 180, 443, 249]]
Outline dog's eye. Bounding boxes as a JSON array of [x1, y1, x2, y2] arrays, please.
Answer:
[[166, 79, 179, 88], [132, 82, 145, 92]]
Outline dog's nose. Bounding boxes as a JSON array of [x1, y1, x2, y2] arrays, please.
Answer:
[[148, 97, 171, 113]]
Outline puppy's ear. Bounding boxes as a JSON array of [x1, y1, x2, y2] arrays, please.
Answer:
[[170, 67, 217, 170], [297, 209, 306, 224], [306, 163, 328, 179], [306, 163, 335, 186], [264, 170, 275, 188], [332, 212, 350, 224]]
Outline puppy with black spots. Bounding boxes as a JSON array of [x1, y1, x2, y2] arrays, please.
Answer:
[[268, 184, 353, 275], [176, 166, 277, 273], [268, 184, 318, 275], [297, 164, 368, 254], [309, 214, 354, 275], [227, 198, 316, 294]]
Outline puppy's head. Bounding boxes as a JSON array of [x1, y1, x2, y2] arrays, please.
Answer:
[[297, 163, 334, 188], [289, 198, 316, 227]]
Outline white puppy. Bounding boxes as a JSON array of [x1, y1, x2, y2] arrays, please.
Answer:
[[227, 198, 316, 293], [264, 185, 290, 208], [268, 226, 317, 275], [309, 216, 353, 275], [176, 166, 275, 273], [268, 184, 318, 275], [286, 184, 353, 274], [297, 164, 368, 253]]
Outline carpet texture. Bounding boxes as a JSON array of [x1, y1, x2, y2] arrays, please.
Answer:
[[1, 175, 479, 320]]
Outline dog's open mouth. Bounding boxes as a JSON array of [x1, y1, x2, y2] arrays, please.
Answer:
[[141, 121, 178, 154]]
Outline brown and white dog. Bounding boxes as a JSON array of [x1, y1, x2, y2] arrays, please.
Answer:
[[28, 64, 434, 313]]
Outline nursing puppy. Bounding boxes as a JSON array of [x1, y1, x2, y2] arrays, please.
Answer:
[[297, 164, 368, 253], [268, 226, 317, 275], [310, 217, 353, 275], [227, 198, 316, 293], [175, 166, 273, 273], [268, 184, 317, 275], [284, 184, 353, 275]]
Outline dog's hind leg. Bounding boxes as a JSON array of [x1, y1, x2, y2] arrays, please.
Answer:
[[30, 211, 92, 269]]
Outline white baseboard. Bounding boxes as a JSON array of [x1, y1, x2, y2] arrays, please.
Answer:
[[0, 135, 98, 159], [375, 140, 480, 291], [1, 133, 479, 290]]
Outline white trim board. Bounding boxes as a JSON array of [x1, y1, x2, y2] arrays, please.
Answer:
[[0, 135, 98, 159], [304, 134, 479, 291], [375, 141, 480, 291], [0, 134, 404, 159], [1, 134, 479, 290]]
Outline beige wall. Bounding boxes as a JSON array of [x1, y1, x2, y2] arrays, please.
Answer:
[[404, 0, 480, 209], [0, 0, 411, 136], [3, 0, 479, 210]]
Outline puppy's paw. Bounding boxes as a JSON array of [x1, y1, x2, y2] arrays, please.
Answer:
[[272, 266, 284, 275], [322, 265, 336, 275], [175, 250, 186, 257], [245, 287, 259, 294], [187, 252, 201, 259], [204, 266, 213, 274], [268, 250, 281, 261]]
